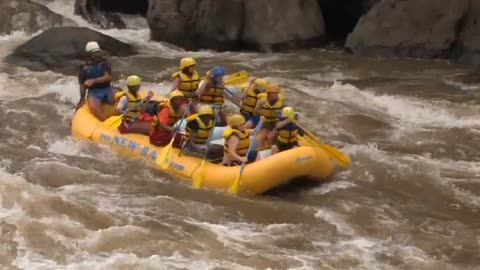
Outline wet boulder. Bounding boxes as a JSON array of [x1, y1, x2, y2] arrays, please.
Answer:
[[5, 27, 136, 75], [74, 0, 127, 29], [242, 0, 325, 50], [345, 0, 470, 59], [0, 0, 75, 35], [147, 0, 326, 52], [456, 1, 480, 65]]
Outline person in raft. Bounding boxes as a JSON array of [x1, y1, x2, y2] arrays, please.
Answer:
[[221, 114, 258, 166], [77, 41, 114, 120], [171, 57, 201, 113], [196, 66, 241, 126], [253, 83, 285, 147], [240, 78, 269, 129], [115, 75, 152, 135], [182, 105, 223, 159], [271, 107, 305, 154], [150, 90, 189, 147]]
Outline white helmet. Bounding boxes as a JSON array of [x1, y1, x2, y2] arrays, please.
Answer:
[[85, 41, 100, 53]]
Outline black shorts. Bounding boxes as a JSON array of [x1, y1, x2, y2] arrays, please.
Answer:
[[274, 140, 298, 152], [262, 122, 276, 131]]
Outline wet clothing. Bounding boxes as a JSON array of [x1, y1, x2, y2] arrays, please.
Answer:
[[240, 85, 260, 115], [257, 93, 284, 126], [241, 112, 261, 127], [199, 79, 224, 105], [172, 71, 201, 98], [116, 92, 142, 121], [79, 59, 113, 104], [224, 128, 251, 156], [149, 102, 187, 147], [185, 114, 214, 144], [151, 131, 184, 147], [273, 117, 304, 152]]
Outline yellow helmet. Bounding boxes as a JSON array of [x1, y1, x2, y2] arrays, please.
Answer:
[[266, 83, 280, 93], [169, 89, 185, 100], [227, 114, 246, 127], [180, 57, 196, 68], [254, 78, 269, 90], [198, 105, 213, 115], [281, 107, 295, 119], [126, 75, 141, 86]]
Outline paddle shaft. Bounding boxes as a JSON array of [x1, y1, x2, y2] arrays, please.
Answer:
[[228, 119, 264, 194], [192, 109, 219, 188], [106, 95, 151, 127], [294, 120, 321, 143], [223, 87, 242, 105]]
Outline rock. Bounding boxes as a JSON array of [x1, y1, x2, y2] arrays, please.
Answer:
[[345, 0, 470, 59], [74, 0, 126, 29], [242, 0, 325, 50], [5, 27, 137, 75], [456, 1, 480, 65], [319, 0, 379, 43], [147, 0, 200, 50], [147, 0, 326, 52], [0, 0, 75, 35]]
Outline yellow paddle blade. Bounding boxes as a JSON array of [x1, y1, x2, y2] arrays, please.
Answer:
[[229, 173, 241, 194], [155, 139, 175, 170], [192, 160, 206, 189], [103, 115, 123, 129], [322, 144, 350, 168], [224, 70, 249, 86], [298, 135, 316, 147], [298, 135, 350, 168]]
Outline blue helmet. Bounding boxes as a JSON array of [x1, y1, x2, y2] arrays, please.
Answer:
[[211, 66, 225, 77]]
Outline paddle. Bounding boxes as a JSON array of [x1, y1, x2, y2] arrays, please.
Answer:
[[294, 120, 350, 168], [228, 119, 264, 194], [224, 70, 249, 86], [103, 91, 154, 128], [156, 101, 192, 170], [223, 86, 242, 107], [192, 110, 218, 189]]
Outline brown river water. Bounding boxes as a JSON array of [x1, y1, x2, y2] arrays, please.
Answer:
[[0, 1, 479, 269]]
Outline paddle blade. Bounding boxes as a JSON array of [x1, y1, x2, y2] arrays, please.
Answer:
[[225, 70, 249, 86], [298, 135, 350, 168], [323, 144, 350, 168], [103, 115, 123, 129], [156, 140, 174, 170], [192, 160, 206, 189], [229, 174, 241, 194]]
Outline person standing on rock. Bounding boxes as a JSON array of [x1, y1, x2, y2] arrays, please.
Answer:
[[77, 41, 114, 121], [196, 66, 241, 126]]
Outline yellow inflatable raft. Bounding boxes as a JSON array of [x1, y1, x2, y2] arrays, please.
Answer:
[[71, 96, 334, 195]]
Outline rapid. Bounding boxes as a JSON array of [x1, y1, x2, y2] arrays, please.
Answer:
[[1, 1, 479, 269]]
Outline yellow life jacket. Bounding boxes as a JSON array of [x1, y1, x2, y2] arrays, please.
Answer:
[[277, 122, 299, 144], [224, 128, 250, 156], [258, 94, 285, 124], [185, 114, 214, 144], [200, 79, 224, 105], [116, 91, 142, 121], [152, 101, 182, 128], [240, 85, 260, 115], [172, 71, 200, 98]]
